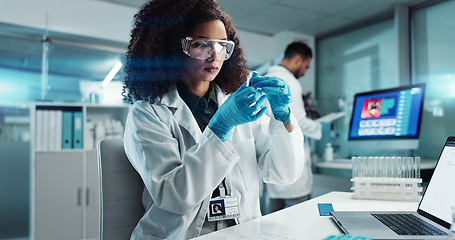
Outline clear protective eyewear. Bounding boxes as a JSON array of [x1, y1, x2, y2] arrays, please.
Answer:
[[181, 37, 235, 61]]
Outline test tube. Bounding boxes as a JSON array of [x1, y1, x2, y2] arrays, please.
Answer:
[[370, 156, 374, 177], [359, 156, 362, 178], [351, 156, 355, 178], [371, 157, 375, 177], [351, 156, 357, 178], [415, 156, 421, 179], [397, 157, 403, 178], [373, 156, 379, 177], [385, 156, 391, 178], [409, 157, 415, 179], [379, 156, 385, 178], [391, 156, 397, 178], [368, 156, 374, 178], [409, 157, 415, 178], [362, 156, 368, 177], [402, 157, 409, 178], [246, 72, 257, 87], [401, 157, 409, 178], [410, 157, 414, 179], [358, 156, 363, 177]]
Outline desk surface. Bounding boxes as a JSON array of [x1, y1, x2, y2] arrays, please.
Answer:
[[192, 191, 418, 240]]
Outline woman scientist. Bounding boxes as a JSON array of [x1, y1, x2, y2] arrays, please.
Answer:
[[122, 0, 304, 239]]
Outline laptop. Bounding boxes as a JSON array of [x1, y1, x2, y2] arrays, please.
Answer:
[[331, 136, 455, 239]]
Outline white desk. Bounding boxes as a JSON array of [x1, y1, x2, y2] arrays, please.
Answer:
[[192, 191, 419, 240]]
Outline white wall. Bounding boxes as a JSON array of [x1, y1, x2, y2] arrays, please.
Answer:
[[0, 0, 136, 43], [237, 29, 274, 68]]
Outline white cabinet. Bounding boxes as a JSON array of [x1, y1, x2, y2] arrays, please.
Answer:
[[85, 150, 100, 238], [31, 103, 129, 240], [34, 152, 84, 240]]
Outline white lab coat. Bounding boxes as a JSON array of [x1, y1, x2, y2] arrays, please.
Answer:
[[123, 84, 304, 240], [265, 65, 322, 198]]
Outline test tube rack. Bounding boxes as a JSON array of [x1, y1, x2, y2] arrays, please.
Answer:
[[350, 156, 423, 201], [351, 177, 422, 201]]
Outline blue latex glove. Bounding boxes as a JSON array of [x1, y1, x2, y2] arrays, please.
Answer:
[[322, 234, 373, 240], [250, 72, 292, 125], [208, 83, 268, 141]]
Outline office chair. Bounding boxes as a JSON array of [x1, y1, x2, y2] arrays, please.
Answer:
[[98, 138, 145, 240]]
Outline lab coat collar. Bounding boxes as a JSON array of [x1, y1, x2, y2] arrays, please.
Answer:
[[159, 85, 181, 108], [159, 84, 229, 143], [160, 86, 202, 141], [214, 84, 228, 106], [270, 65, 294, 79]]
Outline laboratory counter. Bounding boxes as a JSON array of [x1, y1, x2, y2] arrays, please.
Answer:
[[192, 191, 418, 240]]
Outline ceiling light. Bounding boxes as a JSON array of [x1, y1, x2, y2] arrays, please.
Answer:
[[101, 61, 122, 88]]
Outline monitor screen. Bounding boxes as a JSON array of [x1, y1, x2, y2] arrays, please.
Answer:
[[348, 84, 425, 149]]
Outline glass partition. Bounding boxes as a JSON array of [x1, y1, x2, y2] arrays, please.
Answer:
[[411, 0, 455, 158], [317, 19, 397, 157], [316, 0, 455, 160], [0, 104, 30, 238]]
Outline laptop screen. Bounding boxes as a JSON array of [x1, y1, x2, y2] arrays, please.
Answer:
[[418, 137, 455, 227]]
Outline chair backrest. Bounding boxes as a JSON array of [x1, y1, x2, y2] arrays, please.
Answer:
[[98, 138, 144, 240]]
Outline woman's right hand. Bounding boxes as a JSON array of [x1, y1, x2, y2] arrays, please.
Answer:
[[208, 83, 267, 141]]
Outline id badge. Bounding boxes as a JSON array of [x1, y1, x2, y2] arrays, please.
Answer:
[[207, 196, 240, 221]]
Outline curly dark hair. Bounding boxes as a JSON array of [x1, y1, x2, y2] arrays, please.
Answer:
[[122, 0, 249, 104]]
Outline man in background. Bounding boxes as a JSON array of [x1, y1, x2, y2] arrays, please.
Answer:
[[265, 41, 328, 213]]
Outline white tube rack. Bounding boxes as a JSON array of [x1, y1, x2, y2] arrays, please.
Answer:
[[351, 177, 423, 202]]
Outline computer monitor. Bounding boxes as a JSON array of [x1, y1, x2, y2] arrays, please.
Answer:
[[348, 84, 425, 150]]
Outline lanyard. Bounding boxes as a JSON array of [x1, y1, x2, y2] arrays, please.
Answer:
[[218, 182, 226, 198], [207, 180, 240, 222]]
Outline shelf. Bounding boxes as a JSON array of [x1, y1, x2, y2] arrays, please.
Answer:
[[30, 103, 130, 240]]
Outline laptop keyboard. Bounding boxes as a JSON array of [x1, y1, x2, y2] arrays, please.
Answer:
[[372, 213, 447, 236]]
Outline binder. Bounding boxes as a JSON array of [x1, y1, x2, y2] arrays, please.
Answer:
[[62, 111, 73, 149], [55, 110, 63, 150], [72, 111, 83, 149], [49, 110, 56, 150], [36, 109, 44, 151], [42, 110, 50, 150]]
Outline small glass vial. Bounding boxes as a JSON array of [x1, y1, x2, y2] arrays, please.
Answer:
[[325, 143, 333, 161]]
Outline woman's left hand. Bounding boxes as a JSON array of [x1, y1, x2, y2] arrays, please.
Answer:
[[249, 72, 292, 125]]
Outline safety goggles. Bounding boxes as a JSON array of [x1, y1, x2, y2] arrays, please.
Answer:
[[181, 37, 235, 60]]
